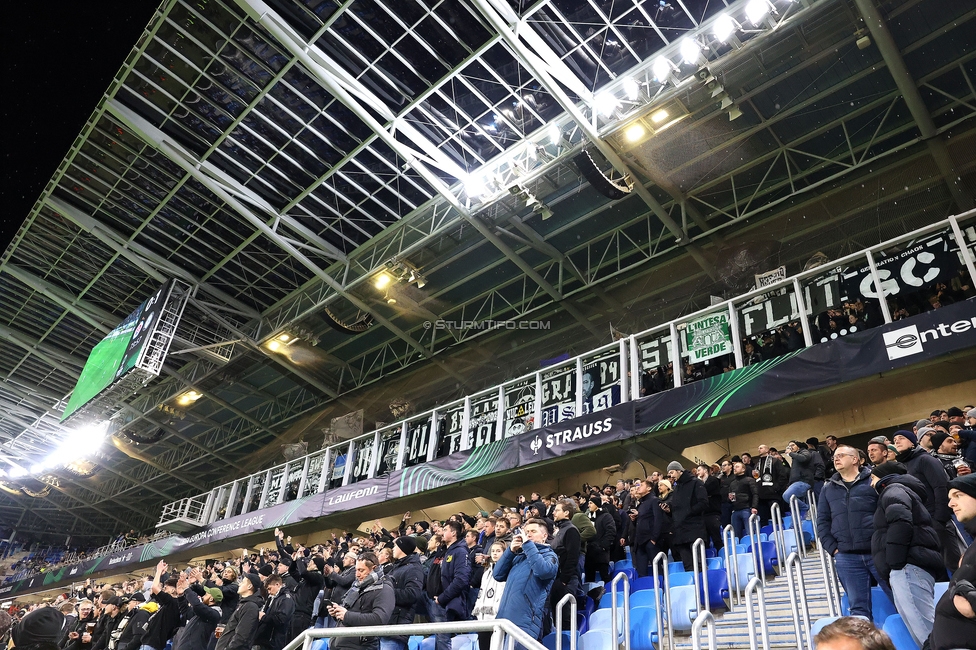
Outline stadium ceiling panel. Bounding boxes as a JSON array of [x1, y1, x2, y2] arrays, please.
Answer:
[[1, 0, 973, 538]]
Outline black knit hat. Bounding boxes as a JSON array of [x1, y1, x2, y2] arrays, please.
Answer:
[[871, 461, 908, 480], [948, 407, 965, 418], [948, 473, 976, 501], [588, 495, 604, 509], [394, 536, 417, 555], [241, 573, 262, 593], [929, 432, 951, 452], [258, 564, 274, 577], [311, 557, 326, 572], [12, 607, 65, 647]]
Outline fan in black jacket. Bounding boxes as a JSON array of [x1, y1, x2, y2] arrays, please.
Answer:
[[112, 595, 149, 650], [172, 580, 222, 650], [930, 474, 976, 650], [380, 539, 425, 649], [215, 574, 264, 650], [584, 496, 616, 582], [253, 576, 295, 650], [696, 465, 724, 552]]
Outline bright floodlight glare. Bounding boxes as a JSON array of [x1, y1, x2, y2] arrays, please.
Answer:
[[746, 0, 769, 25], [650, 109, 669, 124], [594, 91, 619, 117], [622, 77, 640, 101], [374, 273, 393, 290], [464, 174, 488, 198], [9, 467, 27, 478], [652, 56, 672, 83], [267, 340, 282, 352], [277, 333, 291, 342], [680, 38, 701, 64], [548, 124, 561, 144], [623, 123, 647, 142], [714, 14, 736, 41]]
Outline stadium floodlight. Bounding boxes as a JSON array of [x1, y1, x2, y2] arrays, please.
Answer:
[[746, 0, 770, 25], [650, 109, 670, 124], [680, 38, 701, 64], [622, 77, 640, 101], [464, 174, 488, 198], [594, 91, 620, 117], [549, 124, 561, 145], [652, 56, 673, 83], [713, 14, 737, 41], [624, 123, 647, 142]]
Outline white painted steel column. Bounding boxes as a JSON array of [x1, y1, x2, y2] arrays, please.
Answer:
[[728, 302, 744, 369], [792, 278, 814, 348], [670, 323, 682, 388], [533, 373, 542, 429], [618, 339, 629, 403], [949, 215, 976, 286], [628, 335, 640, 401], [461, 397, 472, 451], [865, 251, 893, 323], [427, 410, 439, 462], [497, 385, 506, 440], [575, 357, 584, 416]]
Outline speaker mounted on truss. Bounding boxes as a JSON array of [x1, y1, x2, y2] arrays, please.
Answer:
[[573, 150, 633, 200], [323, 306, 374, 334]]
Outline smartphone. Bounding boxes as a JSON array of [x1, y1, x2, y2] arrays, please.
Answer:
[[321, 599, 333, 608]]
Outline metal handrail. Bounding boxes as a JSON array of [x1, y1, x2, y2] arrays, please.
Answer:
[[609, 570, 631, 650], [784, 552, 813, 650], [770, 502, 787, 570], [806, 488, 820, 544], [817, 545, 843, 617], [692, 537, 710, 611], [748, 513, 767, 584], [651, 550, 674, 650], [745, 576, 771, 650], [691, 610, 718, 650], [721, 524, 739, 609], [286, 621, 546, 650], [788, 495, 807, 559], [554, 592, 578, 650]]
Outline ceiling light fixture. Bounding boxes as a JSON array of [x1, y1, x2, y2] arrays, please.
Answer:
[[267, 340, 282, 352], [594, 91, 620, 117], [463, 174, 488, 198], [729, 105, 744, 120], [713, 14, 737, 41], [176, 390, 202, 406], [650, 109, 670, 124], [745, 0, 770, 25], [652, 56, 674, 84], [622, 77, 640, 101], [680, 38, 702, 64], [374, 273, 393, 290], [548, 124, 562, 145], [624, 123, 647, 142]]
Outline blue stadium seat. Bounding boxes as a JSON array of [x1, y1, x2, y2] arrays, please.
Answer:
[[630, 590, 659, 609], [872, 587, 897, 625], [578, 630, 614, 650], [451, 634, 478, 650], [704, 569, 730, 610], [310, 640, 328, 650], [780, 530, 801, 556], [578, 611, 589, 635], [735, 543, 750, 555], [584, 595, 596, 618], [613, 559, 633, 569], [589, 608, 625, 639], [599, 591, 626, 610], [632, 576, 658, 592], [420, 638, 436, 650], [669, 585, 698, 631], [731, 554, 758, 592], [760, 525, 774, 536], [747, 541, 778, 576], [408, 636, 424, 650], [934, 581, 949, 604], [704, 548, 717, 558], [668, 561, 686, 574], [542, 632, 577, 650], [630, 606, 660, 650], [706, 557, 724, 571], [882, 615, 920, 650], [669, 572, 694, 587], [611, 567, 637, 583]]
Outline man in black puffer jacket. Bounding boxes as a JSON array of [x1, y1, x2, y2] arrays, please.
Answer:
[[816, 446, 882, 622], [380, 538, 424, 650], [892, 429, 960, 573], [869, 462, 943, 648], [665, 463, 708, 571]]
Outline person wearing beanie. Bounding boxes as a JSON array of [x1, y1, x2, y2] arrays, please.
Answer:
[[929, 474, 976, 649], [584, 495, 616, 583], [11, 607, 65, 650], [215, 569, 264, 650], [892, 429, 960, 572], [258, 565, 274, 579], [783, 440, 817, 521], [930, 432, 973, 480], [666, 462, 708, 572], [948, 407, 967, 425], [379, 537, 424, 650], [868, 462, 943, 647], [958, 410, 976, 469]]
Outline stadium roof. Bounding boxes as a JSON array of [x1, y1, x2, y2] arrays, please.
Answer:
[[1, 0, 973, 538]]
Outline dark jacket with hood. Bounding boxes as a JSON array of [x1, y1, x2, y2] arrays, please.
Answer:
[[383, 554, 424, 643], [929, 532, 976, 650], [816, 467, 876, 555], [289, 558, 325, 616], [669, 471, 708, 545], [115, 608, 150, 650], [214, 593, 265, 650], [586, 508, 617, 564], [897, 445, 952, 524], [331, 573, 395, 650], [755, 455, 790, 500], [436, 539, 471, 619], [870, 473, 944, 580]]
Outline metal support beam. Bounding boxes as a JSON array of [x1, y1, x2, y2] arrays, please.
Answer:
[[0, 324, 87, 371], [853, 0, 973, 212], [468, 0, 719, 282]]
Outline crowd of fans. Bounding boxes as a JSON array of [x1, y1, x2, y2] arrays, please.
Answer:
[[3, 405, 974, 650]]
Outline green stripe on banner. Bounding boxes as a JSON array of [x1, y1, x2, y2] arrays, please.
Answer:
[[399, 440, 507, 497]]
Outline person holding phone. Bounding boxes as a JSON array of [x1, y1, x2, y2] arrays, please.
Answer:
[[493, 520, 558, 644]]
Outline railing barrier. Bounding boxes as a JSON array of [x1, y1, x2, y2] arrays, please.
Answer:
[[554, 592, 578, 650], [692, 537, 710, 612], [691, 610, 718, 650], [721, 524, 740, 609], [784, 551, 813, 650], [652, 550, 674, 650], [609, 569, 631, 650], [745, 576, 771, 650]]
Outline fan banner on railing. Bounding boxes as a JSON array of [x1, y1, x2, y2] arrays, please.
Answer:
[[635, 297, 976, 433], [517, 401, 634, 466], [389, 438, 520, 499], [840, 232, 958, 301], [4, 299, 973, 598]]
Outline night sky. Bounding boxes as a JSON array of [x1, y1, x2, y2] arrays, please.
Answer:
[[1, 3, 158, 252]]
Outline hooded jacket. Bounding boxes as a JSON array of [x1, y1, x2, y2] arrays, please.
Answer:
[[289, 558, 325, 616], [331, 573, 395, 650], [897, 445, 952, 524], [214, 593, 265, 650], [669, 471, 708, 545], [436, 539, 471, 619], [816, 467, 877, 555], [493, 541, 559, 642], [586, 509, 617, 565], [870, 474, 944, 580]]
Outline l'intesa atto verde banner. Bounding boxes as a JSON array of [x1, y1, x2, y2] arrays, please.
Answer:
[[4, 299, 974, 597]]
